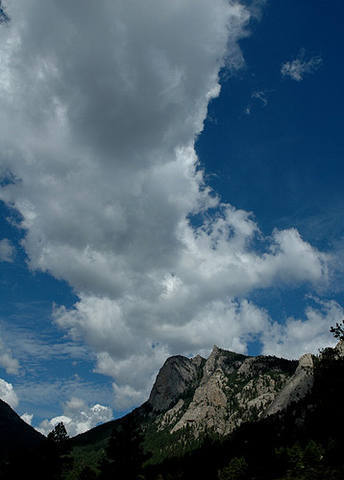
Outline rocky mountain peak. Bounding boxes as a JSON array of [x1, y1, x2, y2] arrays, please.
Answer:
[[54, 340, 344, 478], [203, 346, 246, 379], [191, 354, 205, 368], [148, 355, 202, 412], [72, 342, 342, 471], [150, 347, 299, 439], [210, 344, 220, 355], [296, 353, 313, 371]]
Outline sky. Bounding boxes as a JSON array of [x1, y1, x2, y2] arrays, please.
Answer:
[[0, 0, 343, 436]]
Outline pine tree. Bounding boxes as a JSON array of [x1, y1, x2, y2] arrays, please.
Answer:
[[47, 422, 69, 445], [330, 320, 344, 341], [99, 416, 150, 479], [44, 422, 73, 479]]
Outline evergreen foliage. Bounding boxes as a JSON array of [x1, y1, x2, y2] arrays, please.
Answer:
[[99, 415, 151, 480], [329, 320, 344, 341], [48, 422, 70, 445]]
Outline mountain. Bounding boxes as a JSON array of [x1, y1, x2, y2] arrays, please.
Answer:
[[69, 343, 330, 476], [0, 398, 44, 458], [148, 345, 299, 438], [0, 400, 76, 479], [2, 342, 344, 479]]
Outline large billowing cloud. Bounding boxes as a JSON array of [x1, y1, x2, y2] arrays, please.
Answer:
[[0, 1, 329, 409]]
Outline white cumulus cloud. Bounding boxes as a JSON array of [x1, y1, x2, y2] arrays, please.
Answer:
[[0, 1, 331, 410], [21, 412, 33, 425], [262, 298, 343, 359], [37, 397, 113, 437], [0, 378, 19, 409]]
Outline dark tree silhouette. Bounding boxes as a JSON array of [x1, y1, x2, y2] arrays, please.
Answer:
[[78, 465, 97, 480], [100, 416, 150, 479], [44, 422, 73, 478], [330, 320, 344, 341], [2, 423, 72, 480], [48, 422, 69, 444]]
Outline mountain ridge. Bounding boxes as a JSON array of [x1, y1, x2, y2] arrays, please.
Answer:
[[147, 344, 299, 438], [2, 341, 344, 479], [0, 398, 45, 458], [69, 343, 309, 470]]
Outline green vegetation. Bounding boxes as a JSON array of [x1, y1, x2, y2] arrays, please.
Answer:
[[66, 444, 105, 480]]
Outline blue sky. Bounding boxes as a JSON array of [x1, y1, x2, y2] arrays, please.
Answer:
[[199, 0, 344, 245], [0, 0, 343, 435]]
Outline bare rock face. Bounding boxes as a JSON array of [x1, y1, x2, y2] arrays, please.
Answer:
[[158, 346, 296, 438], [265, 353, 314, 417], [73, 341, 342, 469], [237, 357, 256, 376], [148, 355, 204, 412], [171, 360, 228, 435], [192, 354, 204, 368], [161, 346, 247, 435], [335, 340, 344, 357], [159, 399, 185, 430]]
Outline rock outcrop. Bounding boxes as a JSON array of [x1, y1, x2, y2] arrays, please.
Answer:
[[154, 346, 297, 437], [171, 347, 229, 435], [265, 353, 314, 417], [335, 339, 344, 357], [148, 354, 204, 412], [73, 342, 343, 470]]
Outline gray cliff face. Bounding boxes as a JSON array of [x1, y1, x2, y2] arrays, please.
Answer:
[[171, 347, 231, 436], [264, 353, 314, 417], [73, 342, 344, 468], [264, 341, 344, 418], [151, 346, 298, 438], [148, 355, 204, 412], [148, 343, 344, 441]]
